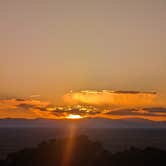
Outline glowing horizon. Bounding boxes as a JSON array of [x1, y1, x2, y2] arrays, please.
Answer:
[[0, 90, 166, 121]]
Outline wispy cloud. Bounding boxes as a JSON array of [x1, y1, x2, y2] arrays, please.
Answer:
[[29, 94, 41, 98]]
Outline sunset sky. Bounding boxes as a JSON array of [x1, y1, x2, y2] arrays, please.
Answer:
[[0, 0, 166, 120]]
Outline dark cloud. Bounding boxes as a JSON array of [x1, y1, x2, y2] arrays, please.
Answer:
[[17, 103, 34, 109], [144, 107, 166, 113], [16, 99, 25, 101], [52, 106, 100, 117], [106, 109, 138, 115], [17, 103, 47, 112], [114, 91, 157, 94], [106, 108, 166, 117]]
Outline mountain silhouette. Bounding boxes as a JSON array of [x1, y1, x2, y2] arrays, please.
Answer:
[[1, 118, 166, 128]]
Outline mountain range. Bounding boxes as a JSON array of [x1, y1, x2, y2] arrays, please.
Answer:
[[0, 118, 166, 128]]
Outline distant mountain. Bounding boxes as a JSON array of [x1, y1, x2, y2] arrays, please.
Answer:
[[0, 118, 166, 128]]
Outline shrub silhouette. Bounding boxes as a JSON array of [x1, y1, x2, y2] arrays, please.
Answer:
[[3, 135, 111, 166], [110, 147, 166, 166], [1, 135, 166, 166]]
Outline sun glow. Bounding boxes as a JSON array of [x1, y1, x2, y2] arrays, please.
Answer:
[[66, 114, 82, 119]]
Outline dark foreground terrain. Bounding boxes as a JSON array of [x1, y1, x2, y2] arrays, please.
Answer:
[[0, 135, 166, 166], [1, 127, 166, 159]]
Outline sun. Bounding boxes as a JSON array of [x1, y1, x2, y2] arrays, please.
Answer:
[[66, 114, 83, 119]]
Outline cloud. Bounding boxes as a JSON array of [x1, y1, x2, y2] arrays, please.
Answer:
[[106, 109, 140, 116], [15, 99, 25, 101], [51, 105, 100, 118], [105, 108, 166, 117], [0, 90, 166, 121], [0, 98, 101, 118], [63, 90, 157, 107], [112, 91, 156, 94], [0, 98, 52, 119], [143, 107, 166, 113], [18, 103, 35, 109], [17, 103, 48, 111], [29, 95, 41, 98]]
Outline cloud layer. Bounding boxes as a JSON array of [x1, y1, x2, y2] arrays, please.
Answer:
[[63, 90, 157, 107], [0, 90, 166, 121]]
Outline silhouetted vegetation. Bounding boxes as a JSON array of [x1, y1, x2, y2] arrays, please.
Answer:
[[1, 135, 166, 166]]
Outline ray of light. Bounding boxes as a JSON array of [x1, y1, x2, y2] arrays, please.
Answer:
[[60, 125, 77, 166]]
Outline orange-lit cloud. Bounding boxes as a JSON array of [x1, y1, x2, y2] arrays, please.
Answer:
[[0, 98, 54, 119], [0, 90, 166, 121], [63, 90, 157, 107]]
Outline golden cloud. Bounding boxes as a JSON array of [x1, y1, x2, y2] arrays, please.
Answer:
[[0, 98, 54, 119], [0, 90, 166, 121], [63, 90, 157, 107]]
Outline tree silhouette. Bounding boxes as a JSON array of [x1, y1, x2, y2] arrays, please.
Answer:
[[1, 135, 166, 166]]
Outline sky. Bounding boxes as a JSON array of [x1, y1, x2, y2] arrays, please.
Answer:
[[0, 0, 166, 120]]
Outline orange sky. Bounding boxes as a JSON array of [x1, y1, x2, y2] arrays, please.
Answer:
[[0, 0, 166, 121], [0, 0, 166, 101]]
